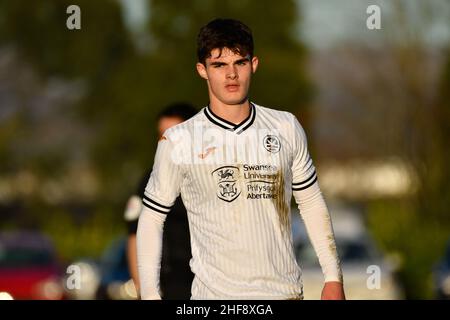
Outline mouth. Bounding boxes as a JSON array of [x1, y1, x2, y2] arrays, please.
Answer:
[[225, 84, 240, 92]]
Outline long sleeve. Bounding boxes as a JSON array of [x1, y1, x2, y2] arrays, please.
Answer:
[[293, 182, 343, 283], [137, 207, 167, 299], [136, 130, 183, 299], [289, 113, 343, 283]]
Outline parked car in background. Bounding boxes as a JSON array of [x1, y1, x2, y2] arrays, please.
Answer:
[[0, 231, 66, 300], [292, 203, 404, 300], [433, 238, 450, 299]]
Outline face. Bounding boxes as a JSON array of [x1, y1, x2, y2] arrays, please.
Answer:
[[157, 116, 184, 138], [196, 47, 258, 106]]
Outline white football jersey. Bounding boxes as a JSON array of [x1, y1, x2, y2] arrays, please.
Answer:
[[141, 102, 342, 299]]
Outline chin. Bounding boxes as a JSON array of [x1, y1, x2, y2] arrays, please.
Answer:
[[220, 96, 248, 106]]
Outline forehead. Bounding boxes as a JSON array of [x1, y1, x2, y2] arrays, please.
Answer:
[[207, 47, 249, 62]]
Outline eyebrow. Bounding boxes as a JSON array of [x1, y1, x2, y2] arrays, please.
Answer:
[[234, 57, 250, 64], [209, 57, 250, 67]]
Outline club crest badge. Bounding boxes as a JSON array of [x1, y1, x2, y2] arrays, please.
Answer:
[[211, 166, 241, 202], [263, 135, 281, 153]]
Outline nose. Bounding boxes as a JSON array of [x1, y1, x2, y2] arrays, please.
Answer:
[[226, 66, 238, 80]]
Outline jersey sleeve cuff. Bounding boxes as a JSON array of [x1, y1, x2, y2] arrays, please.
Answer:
[[142, 195, 174, 214], [292, 170, 317, 191]]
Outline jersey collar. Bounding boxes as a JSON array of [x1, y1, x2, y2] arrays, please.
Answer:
[[204, 103, 256, 134]]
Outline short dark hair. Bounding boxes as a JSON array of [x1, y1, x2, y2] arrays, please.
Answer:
[[197, 18, 254, 65], [157, 102, 198, 122]]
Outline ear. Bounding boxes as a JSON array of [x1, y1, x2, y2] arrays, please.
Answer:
[[196, 62, 208, 80], [251, 56, 259, 74]]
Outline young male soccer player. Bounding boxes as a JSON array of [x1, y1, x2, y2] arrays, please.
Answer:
[[137, 18, 345, 300]]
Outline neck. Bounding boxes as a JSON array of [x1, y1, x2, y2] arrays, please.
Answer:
[[209, 98, 251, 124]]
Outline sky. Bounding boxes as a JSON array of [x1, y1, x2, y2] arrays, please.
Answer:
[[118, 0, 450, 50], [118, 0, 149, 34], [298, 0, 450, 49]]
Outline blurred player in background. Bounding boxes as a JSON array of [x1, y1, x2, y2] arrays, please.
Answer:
[[124, 103, 197, 299], [137, 18, 345, 300]]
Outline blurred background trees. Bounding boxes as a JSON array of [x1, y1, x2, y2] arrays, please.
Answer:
[[303, 0, 450, 298], [0, 0, 449, 299], [0, 0, 310, 259]]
